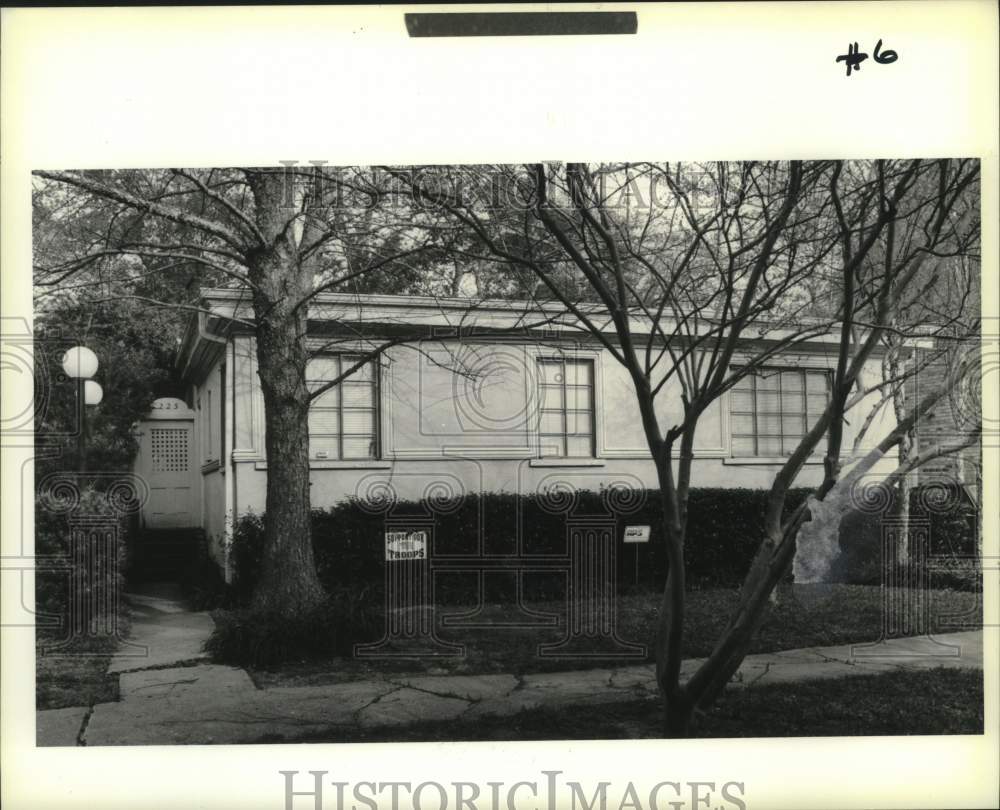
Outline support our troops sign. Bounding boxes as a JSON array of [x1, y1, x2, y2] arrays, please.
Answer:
[[384, 530, 428, 561]]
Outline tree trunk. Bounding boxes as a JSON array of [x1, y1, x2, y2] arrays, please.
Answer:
[[249, 285, 326, 616], [897, 475, 911, 563], [247, 170, 325, 617], [663, 695, 693, 738], [686, 515, 803, 711], [890, 339, 912, 563], [243, 170, 327, 616], [651, 461, 693, 736]]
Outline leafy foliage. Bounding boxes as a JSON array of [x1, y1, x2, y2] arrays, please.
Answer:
[[34, 489, 130, 637], [33, 297, 182, 478], [227, 487, 980, 606]]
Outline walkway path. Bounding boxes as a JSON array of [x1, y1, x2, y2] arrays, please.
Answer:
[[36, 586, 985, 746]]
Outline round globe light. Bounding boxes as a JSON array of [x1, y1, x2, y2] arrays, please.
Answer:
[[62, 346, 99, 379], [84, 380, 104, 406]]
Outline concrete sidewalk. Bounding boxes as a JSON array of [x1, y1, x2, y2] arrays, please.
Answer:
[[37, 586, 985, 746]]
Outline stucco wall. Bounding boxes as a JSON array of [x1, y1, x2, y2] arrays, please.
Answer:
[[224, 337, 900, 519], [202, 469, 226, 565], [192, 354, 228, 567]]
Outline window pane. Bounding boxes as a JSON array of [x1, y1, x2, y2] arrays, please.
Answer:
[[758, 437, 782, 455], [565, 410, 593, 436], [806, 372, 829, 393], [312, 386, 339, 408], [781, 371, 804, 391], [539, 437, 564, 457], [757, 391, 780, 411], [807, 393, 828, 415], [539, 411, 564, 435], [541, 384, 563, 409], [732, 374, 753, 392], [307, 356, 340, 382], [781, 390, 804, 410], [538, 360, 562, 383], [343, 437, 375, 458], [343, 382, 374, 407], [730, 390, 754, 410], [757, 371, 780, 391], [731, 436, 755, 456], [782, 414, 805, 436], [309, 435, 340, 458], [566, 385, 591, 410], [342, 409, 374, 434], [731, 413, 755, 433], [758, 414, 781, 435], [566, 436, 593, 457], [343, 356, 373, 382], [309, 409, 340, 434], [565, 360, 592, 386]]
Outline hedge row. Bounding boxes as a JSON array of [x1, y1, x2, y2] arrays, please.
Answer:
[[228, 485, 980, 605], [35, 488, 131, 638]]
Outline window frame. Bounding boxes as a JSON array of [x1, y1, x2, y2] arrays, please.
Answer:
[[536, 355, 597, 459], [307, 353, 381, 461], [219, 360, 226, 463], [729, 365, 832, 458]]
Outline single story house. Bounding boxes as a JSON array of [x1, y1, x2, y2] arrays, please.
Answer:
[[134, 288, 910, 575]]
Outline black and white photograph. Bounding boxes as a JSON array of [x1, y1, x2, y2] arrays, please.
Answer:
[[29, 159, 984, 745], [2, 4, 997, 810]]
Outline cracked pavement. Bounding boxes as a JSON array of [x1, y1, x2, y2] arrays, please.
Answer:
[[36, 585, 985, 746]]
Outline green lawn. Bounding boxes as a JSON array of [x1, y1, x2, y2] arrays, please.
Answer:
[[271, 668, 984, 742], [248, 584, 981, 688]]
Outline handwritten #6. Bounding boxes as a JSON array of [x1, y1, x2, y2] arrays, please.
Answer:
[[836, 38, 898, 77]]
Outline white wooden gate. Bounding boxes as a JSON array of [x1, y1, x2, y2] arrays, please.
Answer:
[[135, 398, 197, 529]]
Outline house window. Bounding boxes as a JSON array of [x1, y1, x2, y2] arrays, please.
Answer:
[[306, 354, 378, 460], [730, 367, 831, 457], [537, 357, 595, 458]]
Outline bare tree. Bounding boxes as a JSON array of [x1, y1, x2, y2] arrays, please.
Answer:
[[33, 165, 578, 616], [397, 159, 980, 734], [33, 167, 463, 616]]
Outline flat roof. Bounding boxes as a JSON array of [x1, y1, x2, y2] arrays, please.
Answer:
[[175, 287, 935, 382]]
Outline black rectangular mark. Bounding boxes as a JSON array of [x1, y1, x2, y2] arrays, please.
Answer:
[[405, 12, 637, 38]]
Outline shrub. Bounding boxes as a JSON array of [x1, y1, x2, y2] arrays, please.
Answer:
[[226, 510, 267, 606], [225, 484, 979, 605], [35, 487, 130, 640], [832, 484, 980, 589], [226, 487, 880, 597], [926, 557, 982, 592], [205, 586, 382, 668], [178, 532, 237, 611]]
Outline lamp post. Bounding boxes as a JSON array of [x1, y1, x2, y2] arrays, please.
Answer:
[[61, 347, 101, 473]]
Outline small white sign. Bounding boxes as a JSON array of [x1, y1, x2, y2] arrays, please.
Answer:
[[624, 525, 650, 544], [385, 531, 427, 561]]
